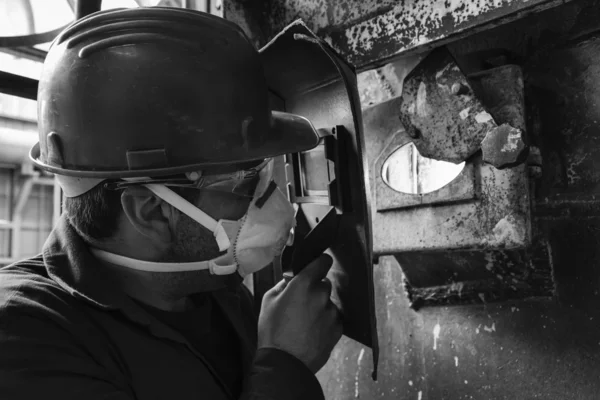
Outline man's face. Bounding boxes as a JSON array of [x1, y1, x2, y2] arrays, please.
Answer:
[[163, 189, 252, 263]]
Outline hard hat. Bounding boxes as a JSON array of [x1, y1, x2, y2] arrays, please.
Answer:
[[30, 7, 320, 189]]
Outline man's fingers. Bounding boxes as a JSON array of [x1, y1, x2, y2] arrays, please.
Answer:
[[263, 277, 288, 300], [296, 254, 333, 285]]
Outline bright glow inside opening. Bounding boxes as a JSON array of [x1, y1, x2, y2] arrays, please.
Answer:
[[382, 142, 465, 194]]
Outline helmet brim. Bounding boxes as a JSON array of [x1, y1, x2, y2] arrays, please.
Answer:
[[30, 110, 320, 183]]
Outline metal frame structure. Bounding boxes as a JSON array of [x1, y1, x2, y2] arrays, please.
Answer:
[[0, 170, 57, 265], [223, 0, 574, 70]]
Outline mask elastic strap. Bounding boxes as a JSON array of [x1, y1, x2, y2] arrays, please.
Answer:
[[143, 183, 231, 251], [90, 248, 238, 275]]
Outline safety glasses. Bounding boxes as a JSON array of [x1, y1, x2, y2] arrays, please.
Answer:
[[181, 158, 274, 198], [109, 158, 274, 198]]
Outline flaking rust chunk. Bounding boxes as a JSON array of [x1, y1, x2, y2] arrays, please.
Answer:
[[399, 47, 498, 164], [481, 124, 528, 169]]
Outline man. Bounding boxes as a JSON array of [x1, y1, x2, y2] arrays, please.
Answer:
[[0, 6, 343, 400]]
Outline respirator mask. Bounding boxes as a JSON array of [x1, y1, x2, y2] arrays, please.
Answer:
[[91, 159, 296, 279]]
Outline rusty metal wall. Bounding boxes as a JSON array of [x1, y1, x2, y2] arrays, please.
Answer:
[[224, 0, 600, 397], [314, 0, 600, 398], [225, 0, 574, 70]]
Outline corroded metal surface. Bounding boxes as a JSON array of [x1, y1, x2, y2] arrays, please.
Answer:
[[365, 60, 531, 255], [469, 65, 526, 131], [225, 0, 570, 69], [363, 96, 479, 211], [263, 2, 600, 398], [317, 256, 600, 399], [470, 64, 529, 169], [372, 158, 531, 253], [226, 1, 600, 396], [398, 236, 554, 309], [399, 47, 497, 164], [481, 124, 527, 169]]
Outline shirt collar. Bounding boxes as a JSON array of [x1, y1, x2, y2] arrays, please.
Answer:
[[43, 214, 126, 310], [42, 214, 256, 379]]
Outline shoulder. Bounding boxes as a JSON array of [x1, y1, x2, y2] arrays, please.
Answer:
[[0, 256, 74, 314], [0, 258, 133, 399], [0, 256, 86, 334]]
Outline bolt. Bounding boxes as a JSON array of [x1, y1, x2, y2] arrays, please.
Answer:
[[186, 171, 201, 181]]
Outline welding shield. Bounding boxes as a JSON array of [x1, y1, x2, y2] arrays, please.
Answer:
[[258, 21, 379, 378]]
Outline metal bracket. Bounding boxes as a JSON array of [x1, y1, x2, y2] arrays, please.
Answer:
[[285, 125, 353, 213]]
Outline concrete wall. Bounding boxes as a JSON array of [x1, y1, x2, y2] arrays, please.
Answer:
[[317, 1, 600, 398]]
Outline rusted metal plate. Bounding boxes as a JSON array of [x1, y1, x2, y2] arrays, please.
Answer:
[[481, 124, 527, 169], [364, 61, 531, 254], [397, 238, 554, 309], [316, 256, 600, 400], [318, 3, 600, 399], [225, 0, 570, 70], [372, 158, 531, 254], [399, 47, 497, 164], [362, 96, 478, 211], [470, 65, 529, 169]]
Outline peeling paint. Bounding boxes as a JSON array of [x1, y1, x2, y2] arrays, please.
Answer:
[[475, 111, 493, 124], [433, 323, 441, 350], [399, 48, 498, 164], [257, 0, 565, 69], [459, 107, 471, 120], [416, 82, 430, 118], [408, 102, 416, 115], [501, 130, 523, 152], [354, 348, 365, 398], [490, 214, 526, 246]]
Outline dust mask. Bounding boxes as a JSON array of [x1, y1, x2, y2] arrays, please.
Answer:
[[90, 159, 296, 279]]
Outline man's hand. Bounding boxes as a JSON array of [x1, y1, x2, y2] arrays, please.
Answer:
[[257, 254, 343, 373]]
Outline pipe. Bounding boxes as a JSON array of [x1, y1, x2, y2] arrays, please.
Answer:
[[75, 0, 103, 20], [53, 178, 62, 227], [0, 126, 38, 166], [0, 70, 38, 100], [10, 175, 54, 261], [11, 176, 35, 260], [0, 47, 47, 63]]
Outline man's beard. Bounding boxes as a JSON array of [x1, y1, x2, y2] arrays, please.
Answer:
[[164, 213, 222, 263], [132, 214, 229, 303]]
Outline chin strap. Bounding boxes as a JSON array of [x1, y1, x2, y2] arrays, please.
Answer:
[[89, 248, 238, 275]]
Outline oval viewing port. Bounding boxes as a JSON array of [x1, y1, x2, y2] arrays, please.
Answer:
[[382, 142, 465, 194]]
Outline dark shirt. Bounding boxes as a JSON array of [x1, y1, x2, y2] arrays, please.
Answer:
[[0, 215, 324, 400], [136, 294, 244, 397]]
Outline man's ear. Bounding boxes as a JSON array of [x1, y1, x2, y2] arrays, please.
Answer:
[[120, 186, 176, 245]]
